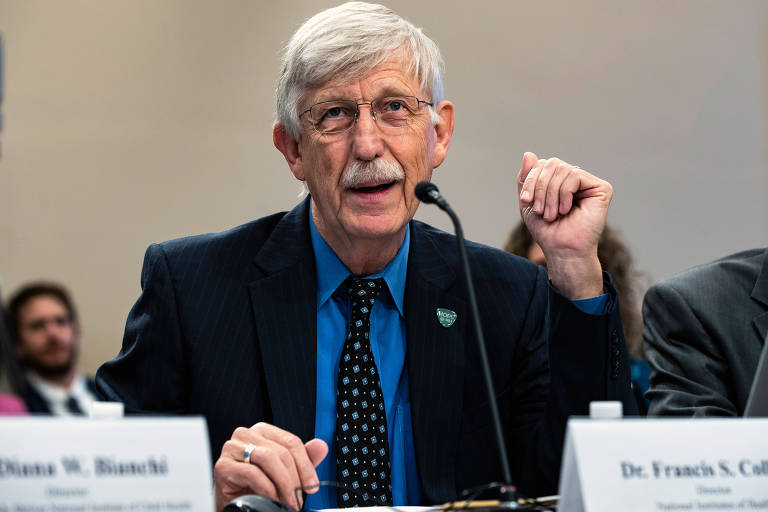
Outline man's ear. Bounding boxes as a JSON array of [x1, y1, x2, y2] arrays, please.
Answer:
[[273, 123, 305, 181], [432, 101, 455, 169]]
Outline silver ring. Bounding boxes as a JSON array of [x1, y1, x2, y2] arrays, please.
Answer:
[[242, 443, 256, 463]]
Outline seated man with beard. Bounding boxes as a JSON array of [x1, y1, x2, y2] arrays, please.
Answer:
[[7, 282, 99, 415], [97, 2, 637, 509]]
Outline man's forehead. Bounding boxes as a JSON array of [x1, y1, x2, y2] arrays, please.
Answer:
[[305, 56, 422, 103], [21, 295, 68, 315]]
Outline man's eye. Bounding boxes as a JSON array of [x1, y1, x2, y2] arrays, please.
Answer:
[[54, 316, 72, 327], [382, 99, 408, 112], [325, 107, 343, 118], [28, 321, 45, 331], [319, 104, 353, 120]]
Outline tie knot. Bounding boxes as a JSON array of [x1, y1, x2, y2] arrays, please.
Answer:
[[342, 277, 385, 316], [343, 277, 385, 297]]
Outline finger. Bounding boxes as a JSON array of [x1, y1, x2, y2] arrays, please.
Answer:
[[305, 438, 329, 467], [520, 159, 545, 209], [532, 158, 561, 216], [301, 439, 328, 495], [558, 167, 612, 215], [254, 424, 321, 501], [222, 438, 300, 500], [229, 427, 304, 509], [558, 169, 579, 214], [543, 162, 574, 221], [517, 152, 539, 200], [214, 457, 279, 504], [248, 439, 304, 509]]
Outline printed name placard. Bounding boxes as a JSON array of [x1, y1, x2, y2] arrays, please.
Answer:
[[0, 416, 214, 511], [558, 418, 768, 512]]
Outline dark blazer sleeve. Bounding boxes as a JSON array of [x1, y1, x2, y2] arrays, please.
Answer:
[[96, 243, 188, 413], [643, 281, 736, 416], [510, 270, 636, 496]]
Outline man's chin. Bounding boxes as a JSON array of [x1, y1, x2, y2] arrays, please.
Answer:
[[24, 358, 75, 380], [345, 215, 409, 241]]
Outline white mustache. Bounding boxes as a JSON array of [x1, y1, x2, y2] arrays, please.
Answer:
[[341, 159, 405, 189]]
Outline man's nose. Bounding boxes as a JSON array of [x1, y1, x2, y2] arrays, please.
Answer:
[[45, 325, 64, 341], [351, 103, 384, 161], [43, 319, 68, 338], [43, 321, 58, 335]]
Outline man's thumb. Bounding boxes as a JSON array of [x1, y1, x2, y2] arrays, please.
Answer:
[[305, 438, 329, 467]]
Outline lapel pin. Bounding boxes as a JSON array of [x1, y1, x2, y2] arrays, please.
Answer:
[[436, 308, 457, 328]]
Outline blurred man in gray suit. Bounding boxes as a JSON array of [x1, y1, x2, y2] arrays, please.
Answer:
[[643, 248, 768, 415]]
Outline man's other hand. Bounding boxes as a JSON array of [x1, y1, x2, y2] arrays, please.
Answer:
[[517, 152, 611, 300], [214, 422, 328, 511]]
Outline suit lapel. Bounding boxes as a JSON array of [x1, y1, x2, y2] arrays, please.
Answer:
[[246, 208, 470, 495], [406, 223, 466, 501], [249, 199, 317, 442], [751, 249, 768, 346], [20, 380, 52, 414]]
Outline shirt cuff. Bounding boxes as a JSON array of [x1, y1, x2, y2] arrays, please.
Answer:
[[570, 293, 610, 315]]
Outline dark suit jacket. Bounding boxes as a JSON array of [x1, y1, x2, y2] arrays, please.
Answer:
[[643, 248, 768, 416], [20, 376, 100, 414], [96, 198, 635, 500]]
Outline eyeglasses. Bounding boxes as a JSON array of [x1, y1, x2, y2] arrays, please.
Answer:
[[299, 96, 433, 135], [23, 315, 73, 332]]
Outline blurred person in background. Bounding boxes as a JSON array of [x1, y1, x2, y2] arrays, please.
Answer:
[[505, 221, 650, 412], [643, 248, 768, 416], [0, 300, 26, 414], [6, 282, 99, 415]]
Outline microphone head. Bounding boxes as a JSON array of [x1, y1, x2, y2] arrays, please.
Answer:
[[415, 181, 440, 204]]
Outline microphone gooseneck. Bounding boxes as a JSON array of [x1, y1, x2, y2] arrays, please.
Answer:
[[414, 181, 515, 499]]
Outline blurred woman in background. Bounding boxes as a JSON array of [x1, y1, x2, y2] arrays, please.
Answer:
[[505, 221, 650, 414], [0, 301, 27, 414]]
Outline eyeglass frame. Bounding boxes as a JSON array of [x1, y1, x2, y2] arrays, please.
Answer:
[[22, 314, 74, 333], [298, 95, 434, 135]]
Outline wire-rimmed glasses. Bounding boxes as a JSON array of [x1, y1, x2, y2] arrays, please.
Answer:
[[299, 96, 433, 136]]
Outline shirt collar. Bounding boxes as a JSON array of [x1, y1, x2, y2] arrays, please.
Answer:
[[309, 201, 409, 317], [26, 371, 85, 403]]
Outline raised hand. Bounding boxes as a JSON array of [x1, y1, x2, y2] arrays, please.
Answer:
[[517, 152, 611, 299]]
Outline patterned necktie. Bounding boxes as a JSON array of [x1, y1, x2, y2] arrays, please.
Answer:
[[65, 395, 84, 415], [336, 277, 392, 506]]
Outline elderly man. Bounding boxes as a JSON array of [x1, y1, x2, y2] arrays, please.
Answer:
[[97, 2, 636, 510]]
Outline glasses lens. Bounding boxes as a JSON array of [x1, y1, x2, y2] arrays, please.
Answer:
[[310, 100, 357, 134], [26, 315, 72, 332], [307, 96, 425, 135], [374, 96, 419, 128]]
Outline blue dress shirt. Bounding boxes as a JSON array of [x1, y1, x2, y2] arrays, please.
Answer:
[[305, 205, 609, 509], [307, 212, 420, 509]]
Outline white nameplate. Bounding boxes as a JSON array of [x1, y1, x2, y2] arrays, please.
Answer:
[[0, 416, 214, 511], [559, 418, 768, 512]]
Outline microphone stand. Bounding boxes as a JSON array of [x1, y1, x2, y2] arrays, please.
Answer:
[[415, 182, 518, 506]]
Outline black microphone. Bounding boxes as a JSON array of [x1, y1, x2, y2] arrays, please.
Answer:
[[415, 181, 517, 503], [414, 181, 449, 210]]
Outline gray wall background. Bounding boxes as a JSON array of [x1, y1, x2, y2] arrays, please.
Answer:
[[1, 0, 767, 375]]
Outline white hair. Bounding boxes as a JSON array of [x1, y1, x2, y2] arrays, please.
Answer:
[[276, 2, 445, 141]]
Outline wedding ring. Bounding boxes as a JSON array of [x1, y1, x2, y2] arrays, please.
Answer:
[[242, 443, 256, 463]]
